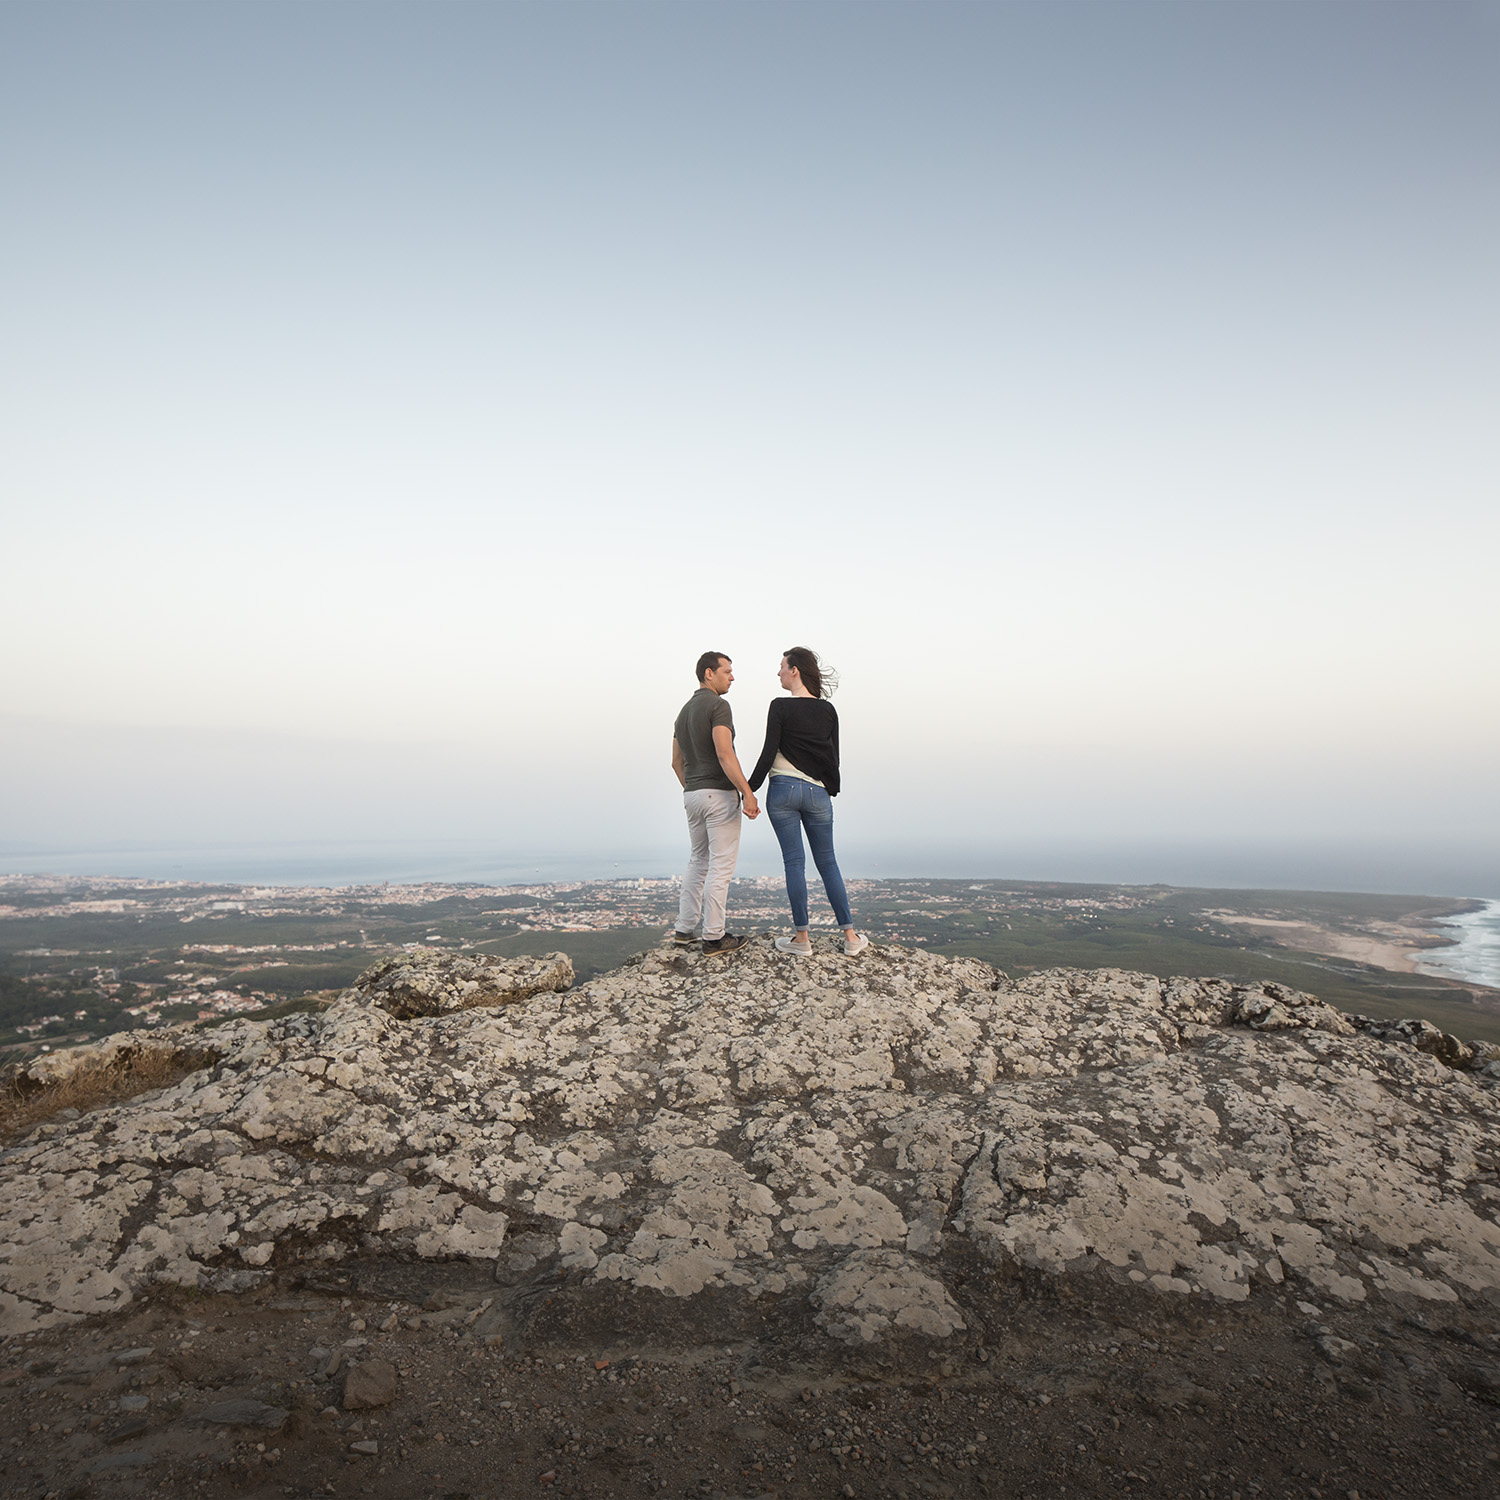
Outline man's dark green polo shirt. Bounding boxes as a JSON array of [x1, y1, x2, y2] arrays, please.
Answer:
[[674, 688, 736, 792]]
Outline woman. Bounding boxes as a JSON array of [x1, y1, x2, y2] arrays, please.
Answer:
[[747, 647, 868, 956]]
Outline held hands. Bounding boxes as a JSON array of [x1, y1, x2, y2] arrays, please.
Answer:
[[742, 792, 760, 820]]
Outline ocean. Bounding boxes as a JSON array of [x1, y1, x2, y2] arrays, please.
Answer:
[[1414, 899, 1500, 991]]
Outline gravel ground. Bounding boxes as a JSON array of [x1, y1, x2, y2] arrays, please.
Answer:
[[3, 1261, 1499, 1500]]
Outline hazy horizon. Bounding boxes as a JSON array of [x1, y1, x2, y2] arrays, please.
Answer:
[[4, 832, 1499, 902], [3, 4, 1496, 878]]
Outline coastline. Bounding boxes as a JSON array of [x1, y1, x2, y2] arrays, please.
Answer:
[[1412, 897, 1500, 990]]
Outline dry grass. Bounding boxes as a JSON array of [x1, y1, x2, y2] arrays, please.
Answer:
[[0, 1046, 214, 1144]]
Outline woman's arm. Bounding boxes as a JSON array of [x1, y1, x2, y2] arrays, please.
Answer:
[[827, 705, 841, 796], [746, 701, 783, 791]]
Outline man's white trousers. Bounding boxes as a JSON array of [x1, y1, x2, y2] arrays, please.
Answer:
[[677, 788, 742, 941]]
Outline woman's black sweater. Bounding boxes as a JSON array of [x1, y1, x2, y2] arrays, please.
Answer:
[[747, 698, 841, 795]]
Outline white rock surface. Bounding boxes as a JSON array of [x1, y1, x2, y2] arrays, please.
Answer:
[[2, 942, 1498, 1340]]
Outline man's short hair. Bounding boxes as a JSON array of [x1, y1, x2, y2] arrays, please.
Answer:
[[696, 651, 730, 683]]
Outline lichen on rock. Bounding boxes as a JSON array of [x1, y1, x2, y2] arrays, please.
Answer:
[[2, 941, 1498, 1340]]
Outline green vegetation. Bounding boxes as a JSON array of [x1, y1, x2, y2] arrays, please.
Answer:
[[471, 927, 664, 983]]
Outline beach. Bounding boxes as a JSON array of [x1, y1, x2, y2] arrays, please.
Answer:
[[1203, 908, 1463, 978]]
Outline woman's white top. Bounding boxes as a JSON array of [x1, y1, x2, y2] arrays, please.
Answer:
[[769, 751, 825, 788]]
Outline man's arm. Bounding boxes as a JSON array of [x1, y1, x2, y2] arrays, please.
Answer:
[[671, 737, 686, 789], [711, 724, 759, 819]]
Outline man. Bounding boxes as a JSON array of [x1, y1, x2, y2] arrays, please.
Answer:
[[671, 651, 759, 955]]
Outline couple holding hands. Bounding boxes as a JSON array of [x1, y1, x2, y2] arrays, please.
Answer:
[[670, 647, 867, 958]]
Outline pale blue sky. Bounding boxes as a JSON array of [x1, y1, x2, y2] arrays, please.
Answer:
[[2, 2, 1497, 887]]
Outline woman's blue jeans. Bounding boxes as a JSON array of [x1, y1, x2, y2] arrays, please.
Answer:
[[765, 775, 853, 930]]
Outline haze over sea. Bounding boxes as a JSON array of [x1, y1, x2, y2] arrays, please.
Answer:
[[6, 838, 1499, 896]]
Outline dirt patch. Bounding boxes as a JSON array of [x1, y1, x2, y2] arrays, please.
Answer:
[[2, 1262, 1498, 1499]]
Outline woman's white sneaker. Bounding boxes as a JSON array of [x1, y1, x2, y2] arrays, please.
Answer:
[[842, 933, 870, 956], [775, 935, 813, 955]]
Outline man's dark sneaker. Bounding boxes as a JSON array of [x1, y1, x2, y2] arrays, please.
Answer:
[[701, 933, 749, 956], [671, 930, 698, 946]]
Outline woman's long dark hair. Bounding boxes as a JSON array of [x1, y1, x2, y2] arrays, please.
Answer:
[[784, 646, 838, 699]]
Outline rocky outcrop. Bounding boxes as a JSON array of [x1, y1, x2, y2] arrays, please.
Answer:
[[2, 942, 1498, 1340], [351, 948, 574, 1020], [0, 1022, 218, 1093], [1348, 1012, 1497, 1072]]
